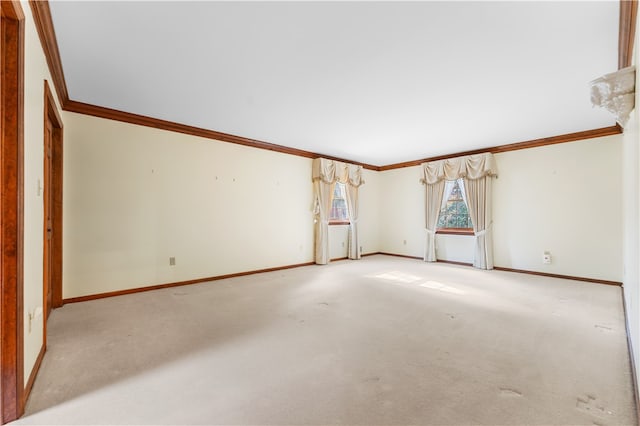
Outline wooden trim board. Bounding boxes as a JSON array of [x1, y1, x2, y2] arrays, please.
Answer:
[[63, 100, 380, 171], [62, 106, 622, 172], [28, 1, 68, 107], [63, 253, 623, 308], [0, 1, 25, 423], [434, 259, 621, 287], [378, 125, 623, 171], [63, 104, 622, 172], [492, 266, 622, 286], [371, 253, 621, 286], [436, 229, 474, 236], [377, 252, 424, 260], [619, 0, 638, 69], [360, 252, 380, 257], [63, 255, 384, 305], [63, 262, 316, 304], [22, 345, 45, 410], [437, 259, 474, 267]]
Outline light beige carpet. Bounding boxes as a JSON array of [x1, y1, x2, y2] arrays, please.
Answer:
[[14, 255, 637, 425]]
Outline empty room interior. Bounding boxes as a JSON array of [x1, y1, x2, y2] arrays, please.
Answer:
[[1, 0, 640, 425]]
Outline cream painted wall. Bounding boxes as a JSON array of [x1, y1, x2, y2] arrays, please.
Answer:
[[492, 136, 622, 281], [63, 113, 381, 299], [378, 166, 424, 257], [358, 168, 381, 255], [378, 136, 623, 282], [63, 113, 313, 297], [435, 235, 474, 264], [622, 19, 640, 389], [21, 1, 62, 383], [329, 226, 349, 259]]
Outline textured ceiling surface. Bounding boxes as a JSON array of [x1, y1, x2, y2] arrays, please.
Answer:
[[49, 1, 619, 166]]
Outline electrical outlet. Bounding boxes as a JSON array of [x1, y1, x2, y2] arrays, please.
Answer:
[[169, 257, 176, 266]]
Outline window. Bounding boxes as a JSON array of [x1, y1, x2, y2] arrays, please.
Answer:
[[329, 182, 349, 224], [437, 179, 473, 234]]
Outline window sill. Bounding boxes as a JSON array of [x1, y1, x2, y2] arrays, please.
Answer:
[[436, 228, 474, 236], [329, 221, 351, 226]]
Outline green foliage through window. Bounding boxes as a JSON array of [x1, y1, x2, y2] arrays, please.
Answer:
[[437, 180, 472, 229]]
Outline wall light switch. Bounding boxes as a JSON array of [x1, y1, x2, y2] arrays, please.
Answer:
[[169, 257, 176, 266], [543, 252, 552, 264]]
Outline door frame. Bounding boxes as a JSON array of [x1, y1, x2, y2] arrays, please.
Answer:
[[42, 81, 63, 347], [0, 1, 25, 423]]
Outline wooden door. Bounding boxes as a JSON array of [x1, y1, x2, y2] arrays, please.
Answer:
[[42, 81, 64, 347], [44, 119, 53, 319]]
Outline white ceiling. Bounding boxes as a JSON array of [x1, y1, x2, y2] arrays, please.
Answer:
[[48, 1, 619, 166]]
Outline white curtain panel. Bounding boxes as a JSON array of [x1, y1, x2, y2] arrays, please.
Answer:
[[463, 176, 494, 269], [312, 179, 335, 265], [345, 183, 360, 259], [440, 180, 456, 210], [421, 153, 497, 269], [424, 180, 446, 262], [312, 158, 364, 265], [458, 179, 468, 208], [344, 164, 365, 260]]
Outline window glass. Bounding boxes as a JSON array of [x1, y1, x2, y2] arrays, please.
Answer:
[[330, 183, 349, 222], [437, 180, 472, 229]]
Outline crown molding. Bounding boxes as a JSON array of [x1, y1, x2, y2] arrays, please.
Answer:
[[29, 0, 629, 172], [28, 1, 68, 108], [378, 125, 623, 171], [27, 2, 382, 170], [619, 0, 638, 69], [63, 100, 379, 170]]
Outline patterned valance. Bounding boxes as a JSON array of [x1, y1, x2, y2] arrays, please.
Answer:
[[420, 153, 498, 185], [312, 158, 365, 187]]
